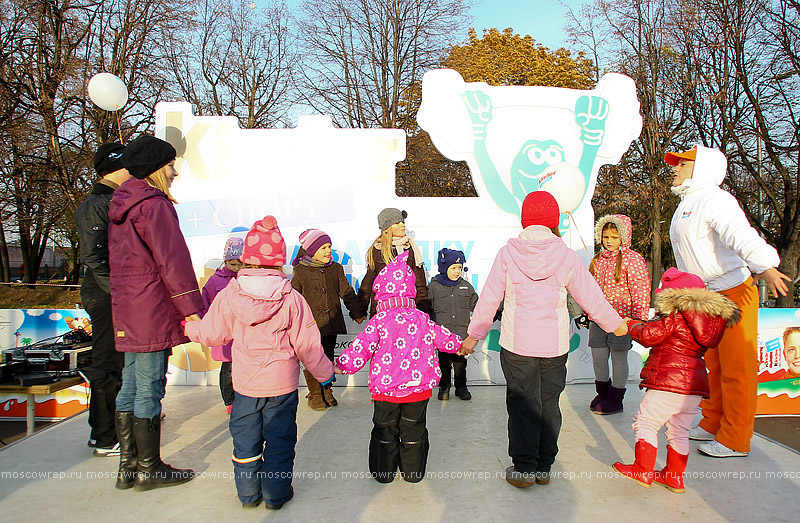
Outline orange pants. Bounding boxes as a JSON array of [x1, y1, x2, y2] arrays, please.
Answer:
[[698, 278, 759, 452]]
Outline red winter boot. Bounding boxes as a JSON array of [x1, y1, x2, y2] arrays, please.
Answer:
[[654, 445, 688, 493], [613, 440, 657, 488]]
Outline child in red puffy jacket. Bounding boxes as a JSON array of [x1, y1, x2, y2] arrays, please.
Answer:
[[613, 268, 740, 494]]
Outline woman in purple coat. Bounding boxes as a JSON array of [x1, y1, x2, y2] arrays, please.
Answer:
[[109, 136, 203, 492]]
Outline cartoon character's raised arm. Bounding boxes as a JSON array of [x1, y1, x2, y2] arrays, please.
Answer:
[[461, 90, 519, 215], [574, 95, 610, 189]]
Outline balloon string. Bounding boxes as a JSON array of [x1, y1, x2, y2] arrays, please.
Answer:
[[567, 211, 592, 257], [115, 111, 124, 144]]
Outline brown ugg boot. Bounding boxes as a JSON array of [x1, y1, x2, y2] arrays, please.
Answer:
[[323, 385, 338, 407], [303, 369, 328, 411]]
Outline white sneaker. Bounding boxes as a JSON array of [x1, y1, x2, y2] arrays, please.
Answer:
[[688, 426, 715, 441], [93, 442, 120, 457], [697, 440, 748, 458]]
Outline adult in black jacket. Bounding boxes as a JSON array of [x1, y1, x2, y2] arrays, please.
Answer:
[[74, 143, 130, 456]]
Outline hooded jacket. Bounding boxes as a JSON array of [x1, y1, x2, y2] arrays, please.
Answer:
[[629, 287, 741, 397], [108, 178, 202, 352], [591, 214, 650, 320], [468, 226, 623, 358], [185, 268, 334, 398], [358, 242, 431, 316], [337, 251, 461, 400], [200, 266, 238, 362], [669, 144, 780, 291]]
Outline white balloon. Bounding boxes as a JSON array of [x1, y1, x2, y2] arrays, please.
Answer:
[[538, 162, 586, 213], [87, 73, 128, 111]]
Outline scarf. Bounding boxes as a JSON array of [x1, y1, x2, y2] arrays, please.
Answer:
[[382, 235, 425, 267], [670, 178, 693, 197], [434, 274, 460, 287], [291, 253, 331, 268]]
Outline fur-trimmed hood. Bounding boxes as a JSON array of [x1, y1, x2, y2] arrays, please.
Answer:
[[595, 214, 632, 247], [653, 287, 741, 327]]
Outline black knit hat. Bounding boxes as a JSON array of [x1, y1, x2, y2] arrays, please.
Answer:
[[122, 136, 177, 179], [93, 143, 126, 177]]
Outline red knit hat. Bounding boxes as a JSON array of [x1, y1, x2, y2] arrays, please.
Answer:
[[656, 267, 705, 293], [241, 216, 286, 266], [521, 191, 560, 229]]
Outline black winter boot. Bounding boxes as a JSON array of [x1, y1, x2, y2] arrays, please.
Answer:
[[115, 411, 137, 490], [132, 415, 194, 491], [590, 380, 611, 412], [593, 385, 625, 415]]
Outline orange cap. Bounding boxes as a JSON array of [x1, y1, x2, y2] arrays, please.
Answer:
[[664, 146, 697, 166]]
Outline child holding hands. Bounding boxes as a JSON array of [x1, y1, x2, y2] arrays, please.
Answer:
[[200, 236, 244, 414], [461, 191, 627, 488], [291, 228, 366, 410], [428, 248, 478, 400], [335, 251, 469, 484], [613, 268, 740, 493], [185, 216, 334, 510]]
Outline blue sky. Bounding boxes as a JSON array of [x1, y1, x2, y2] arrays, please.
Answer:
[[255, 0, 587, 51], [469, 0, 588, 50]]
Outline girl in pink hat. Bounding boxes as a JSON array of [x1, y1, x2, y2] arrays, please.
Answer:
[[335, 251, 467, 484], [613, 268, 741, 494], [185, 216, 334, 510]]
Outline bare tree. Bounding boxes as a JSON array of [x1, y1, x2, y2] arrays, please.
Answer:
[[682, 0, 800, 305], [166, 0, 296, 128], [567, 0, 694, 295], [296, 0, 472, 129]]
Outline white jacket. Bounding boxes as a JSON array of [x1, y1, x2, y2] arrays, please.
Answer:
[[669, 144, 780, 291]]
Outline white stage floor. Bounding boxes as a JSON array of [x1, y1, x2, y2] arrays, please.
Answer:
[[1, 384, 798, 522]]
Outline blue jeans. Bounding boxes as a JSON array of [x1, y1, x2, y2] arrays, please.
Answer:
[[229, 390, 298, 505], [115, 350, 170, 419]]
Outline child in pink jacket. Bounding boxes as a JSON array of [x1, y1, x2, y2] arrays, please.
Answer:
[[587, 214, 650, 414], [336, 250, 466, 484], [185, 216, 334, 511], [461, 191, 627, 488]]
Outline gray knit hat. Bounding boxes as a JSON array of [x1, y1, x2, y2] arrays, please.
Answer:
[[377, 208, 407, 231]]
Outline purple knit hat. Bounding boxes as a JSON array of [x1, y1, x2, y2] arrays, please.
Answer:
[[298, 229, 331, 257], [223, 236, 244, 261]]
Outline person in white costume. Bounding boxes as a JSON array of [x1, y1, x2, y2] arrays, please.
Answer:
[[666, 144, 791, 458]]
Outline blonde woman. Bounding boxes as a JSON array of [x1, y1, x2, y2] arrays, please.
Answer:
[[357, 208, 431, 316], [108, 136, 203, 491]]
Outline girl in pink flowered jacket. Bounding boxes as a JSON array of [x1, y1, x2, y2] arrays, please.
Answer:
[[587, 214, 651, 414], [335, 250, 465, 484]]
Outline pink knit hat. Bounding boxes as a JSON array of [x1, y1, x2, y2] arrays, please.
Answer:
[[241, 216, 286, 266], [373, 251, 416, 305], [656, 267, 705, 293], [298, 229, 331, 257]]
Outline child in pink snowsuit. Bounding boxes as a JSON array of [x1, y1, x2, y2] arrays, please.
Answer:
[[336, 250, 466, 484]]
